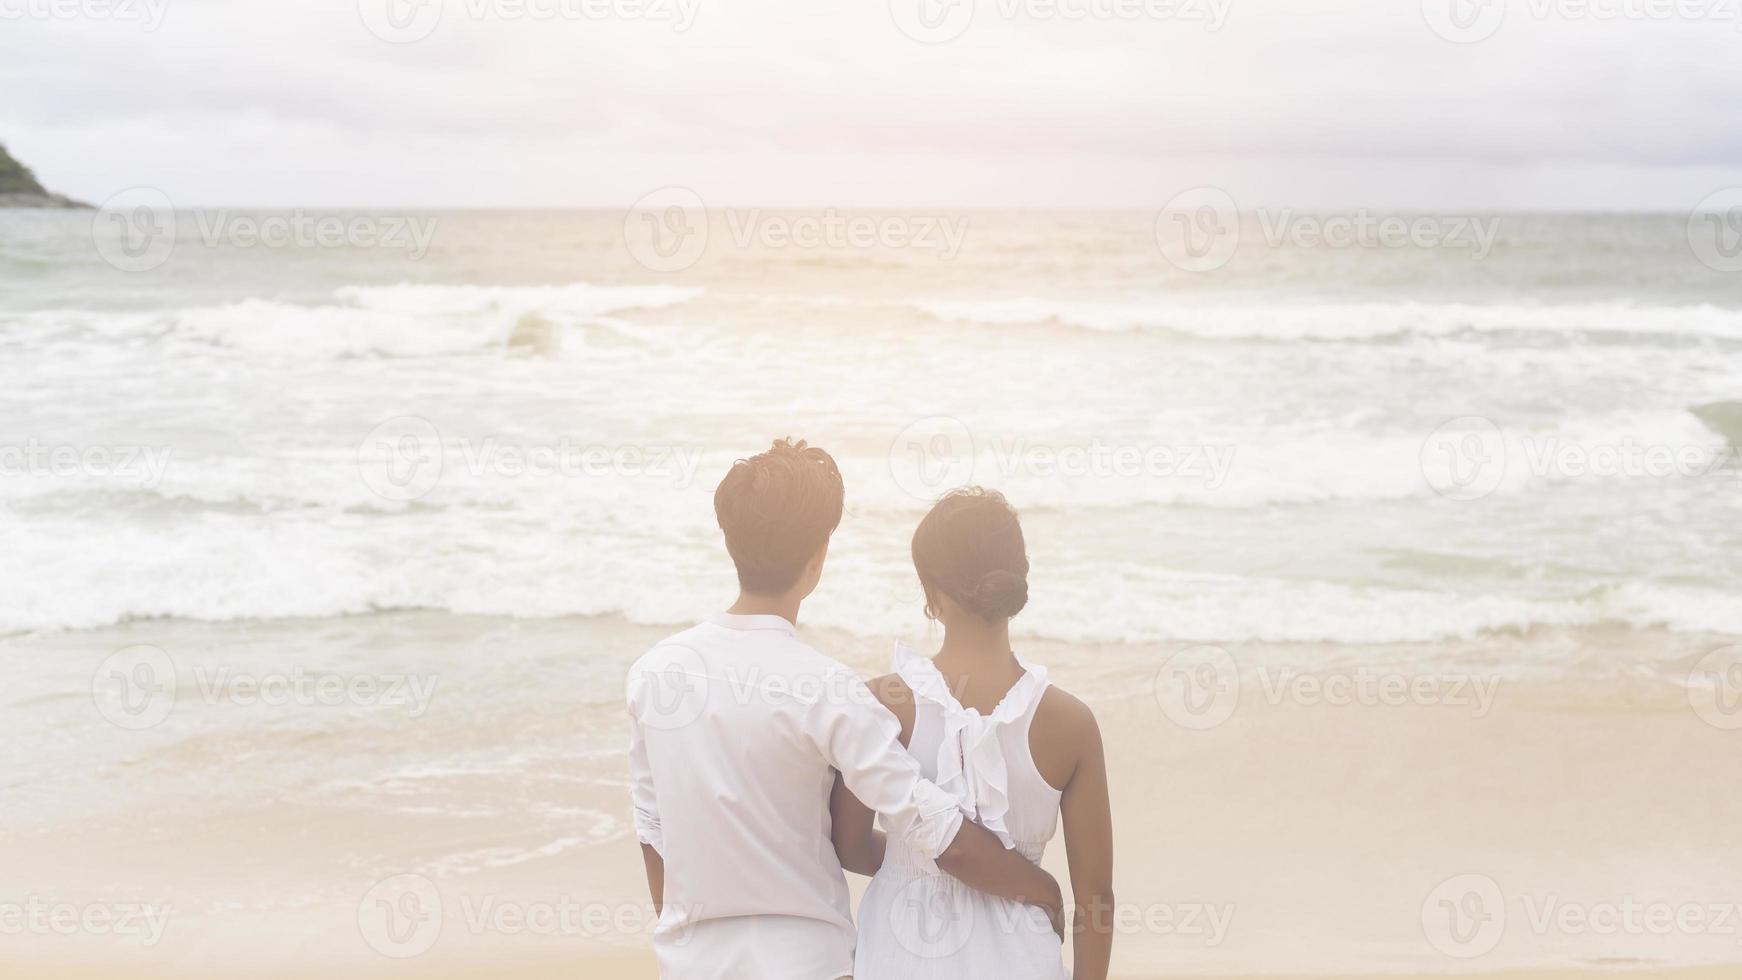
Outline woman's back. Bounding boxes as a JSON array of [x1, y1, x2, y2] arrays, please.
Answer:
[[852, 642, 1070, 980]]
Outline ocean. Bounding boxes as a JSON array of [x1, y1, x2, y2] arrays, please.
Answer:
[[2, 208, 1739, 649]]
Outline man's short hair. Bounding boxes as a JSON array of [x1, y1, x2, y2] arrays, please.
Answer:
[[713, 438, 845, 595]]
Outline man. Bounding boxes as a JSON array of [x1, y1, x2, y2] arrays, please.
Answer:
[[626, 438, 1062, 979]]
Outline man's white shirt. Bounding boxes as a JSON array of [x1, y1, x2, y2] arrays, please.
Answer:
[[626, 612, 966, 979]]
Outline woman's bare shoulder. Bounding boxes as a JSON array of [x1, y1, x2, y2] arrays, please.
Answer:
[[1035, 683, 1100, 738], [1031, 682, 1103, 791]]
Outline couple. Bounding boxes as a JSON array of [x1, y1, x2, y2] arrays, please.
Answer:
[[625, 439, 1113, 980]]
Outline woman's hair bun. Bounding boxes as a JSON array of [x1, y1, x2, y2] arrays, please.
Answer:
[[966, 568, 1029, 620]]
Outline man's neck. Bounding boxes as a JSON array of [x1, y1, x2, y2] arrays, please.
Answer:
[[727, 592, 802, 626]]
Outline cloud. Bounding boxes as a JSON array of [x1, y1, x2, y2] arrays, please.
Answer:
[[3, 0, 1740, 206]]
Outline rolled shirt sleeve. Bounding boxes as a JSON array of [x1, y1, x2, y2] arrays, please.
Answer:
[[625, 670, 664, 854], [808, 671, 965, 865]]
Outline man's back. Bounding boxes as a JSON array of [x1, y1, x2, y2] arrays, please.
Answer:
[[627, 611, 965, 979], [629, 613, 859, 928]]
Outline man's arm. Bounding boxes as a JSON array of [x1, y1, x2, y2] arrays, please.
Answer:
[[937, 818, 1065, 938], [626, 674, 666, 911]]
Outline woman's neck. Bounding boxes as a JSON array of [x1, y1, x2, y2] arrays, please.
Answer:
[[935, 616, 1017, 669], [933, 617, 1024, 714]]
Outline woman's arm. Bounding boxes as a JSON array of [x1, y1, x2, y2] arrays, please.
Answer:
[[1058, 695, 1114, 980], [830, 770, 887, 876], [640, 843, 665, 913]]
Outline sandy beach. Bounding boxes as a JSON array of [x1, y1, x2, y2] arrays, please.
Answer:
[[4, 612, 1738, 978]]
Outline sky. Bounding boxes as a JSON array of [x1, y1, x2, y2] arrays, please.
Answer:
[[2, 0, 1740, 209]]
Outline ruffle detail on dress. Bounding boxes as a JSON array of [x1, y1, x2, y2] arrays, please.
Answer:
[[892, 640, 1050, 850]]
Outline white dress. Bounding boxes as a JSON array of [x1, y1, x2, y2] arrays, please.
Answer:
[[854, 642, 1070, 980]]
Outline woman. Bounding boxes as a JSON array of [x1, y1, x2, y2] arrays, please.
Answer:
[[832, 488, 1114, 980]]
